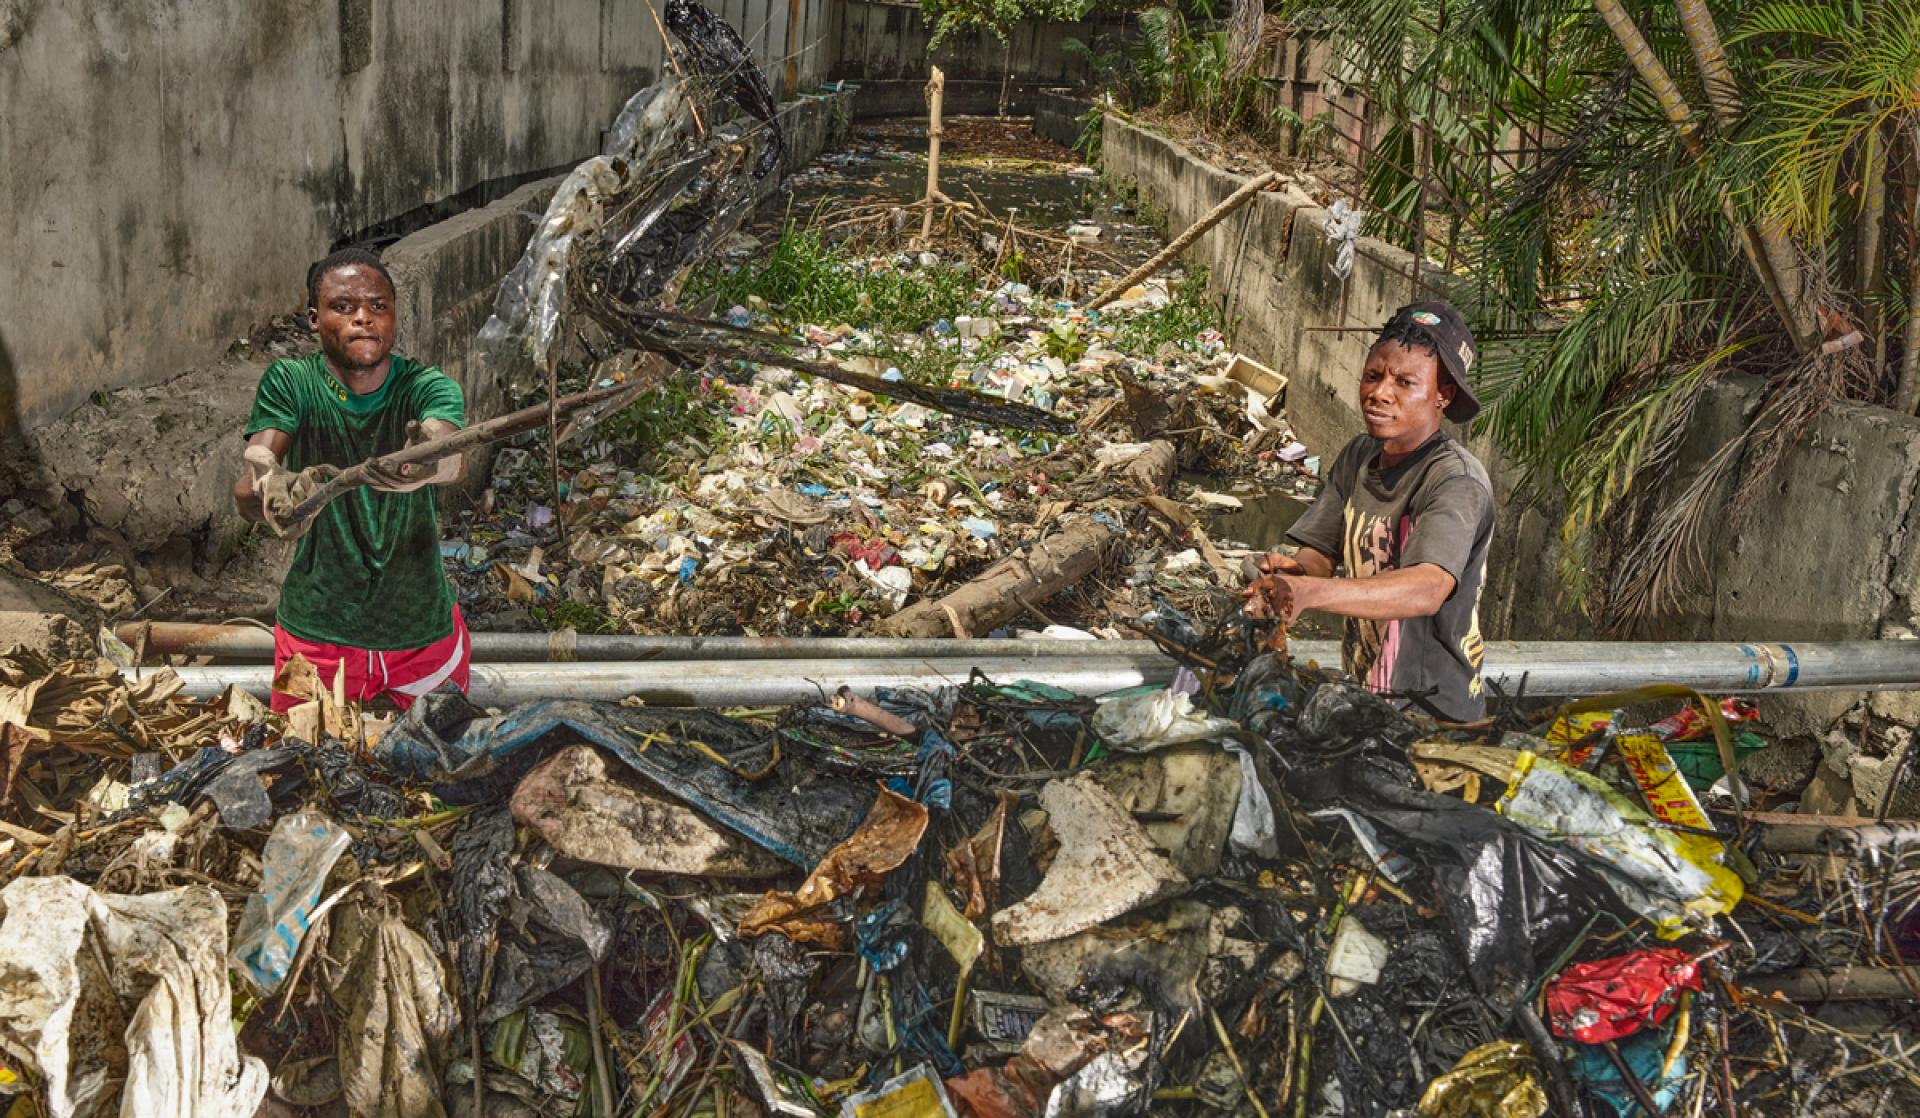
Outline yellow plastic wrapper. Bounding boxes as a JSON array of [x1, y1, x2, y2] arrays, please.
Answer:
[[1417, 1041, 1547, 1118], [1496, 751, 1743, 934]]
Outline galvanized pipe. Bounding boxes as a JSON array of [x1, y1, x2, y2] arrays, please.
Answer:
[[1467, 639, 1920, 696], [157, 639, 1920, 706], [165, 654, 1179, 707], [119, 622, 1164, 663]]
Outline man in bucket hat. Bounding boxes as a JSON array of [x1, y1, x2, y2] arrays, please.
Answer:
[[1245, 300, 1494, 722]]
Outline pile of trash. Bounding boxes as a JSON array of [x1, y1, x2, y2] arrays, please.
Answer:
[[447, 44, 1310, 643], [448, 261, 1310, 639], [0, 622, 1916, 1116]]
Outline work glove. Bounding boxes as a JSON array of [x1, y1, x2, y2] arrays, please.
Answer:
[[363, 421, 436, 493], [245, 445, 337, 540]]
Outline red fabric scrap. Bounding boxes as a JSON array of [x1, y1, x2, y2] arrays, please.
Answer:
[[1546, 948, 1703, 1045]]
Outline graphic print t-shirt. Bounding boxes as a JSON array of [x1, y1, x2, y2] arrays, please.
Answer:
[[1286, 432, 1494, 722]]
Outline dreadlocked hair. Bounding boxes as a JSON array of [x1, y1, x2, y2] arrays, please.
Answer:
[[306, 247, 394, 309], [1374, 308, 1441, 356]]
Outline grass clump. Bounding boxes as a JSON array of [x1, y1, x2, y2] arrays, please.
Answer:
[[596, 379, 730, 462], [533, 600, 618, 634], [686, 224, 979, 335], [1112, 267, 1220, 356]]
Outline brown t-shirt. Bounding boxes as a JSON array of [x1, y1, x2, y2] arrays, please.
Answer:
[[1287, 432, 1494, 721]]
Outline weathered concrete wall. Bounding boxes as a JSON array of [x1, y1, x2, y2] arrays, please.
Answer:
[[1033, 90, 1089, 148], [1096, 113, 1920, 729], [851, 78, 1050, 119], [830, 0, 1125, 93], [16, 91, 855, 583], [0, 0, 834, 438]]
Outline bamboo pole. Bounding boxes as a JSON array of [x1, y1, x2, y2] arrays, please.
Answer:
[[918, 67, 946, 247], [783, 0, 805, 96], [1085, 171, 1279, 311]]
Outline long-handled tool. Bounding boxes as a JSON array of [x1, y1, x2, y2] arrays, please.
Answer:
[[277, 380, 645, 527]]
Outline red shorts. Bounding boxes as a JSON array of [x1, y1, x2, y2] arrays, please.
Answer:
[[271, 607, 472, 713]]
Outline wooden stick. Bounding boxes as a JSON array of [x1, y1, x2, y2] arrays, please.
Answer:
[[1085, 171, 1280, 311], [642, 0, 705, 137], [918, 68, 946, 247], [586, 962, 615, 1116], [279, 382, 638, 526]]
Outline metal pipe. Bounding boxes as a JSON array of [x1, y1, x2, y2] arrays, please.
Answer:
[[150, 635, 1920, 702], [119, 622, 1165, 663], [1469, 640, 1920, 695], [164, 654, 1179, 707]]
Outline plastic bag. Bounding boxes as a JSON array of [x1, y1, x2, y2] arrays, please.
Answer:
[[475, 84, 693, 393], [1344, 771, 1616, 1004], [0, 877, 269, 1118], [230, 810, 352, 994], [1495, 752, 1743, 934], [1566, 1024, 1689, 1118], [1546, 949, 1701, 1045], [1324, 199, 1363, 280], [1091, 689, 1238, 751]]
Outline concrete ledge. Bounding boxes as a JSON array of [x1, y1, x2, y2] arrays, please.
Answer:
[[386, 176, 563, 425], [770, 90, 856, 187]]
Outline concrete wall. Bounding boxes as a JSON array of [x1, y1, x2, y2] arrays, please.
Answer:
[[15, 89, 853, 575], [829, 0, 1126, 99], [0, 0, 833, 439], [385, 90, 853, 429], [1095, 113, 1920, 729]]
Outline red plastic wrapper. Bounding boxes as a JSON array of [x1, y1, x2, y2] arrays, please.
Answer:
[[828, 533, 900, 568], [1545, 948, 1703, 1045], [1648, 697, 1757, 743]]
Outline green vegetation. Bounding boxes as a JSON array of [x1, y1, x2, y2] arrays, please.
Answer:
[[596, 378, 730, 463], [921, 0, 1091, 115], [1085, 0, 1920, 626], [533, 600, 617, 634], [685, 224, 980, 335], [1069, 1, 1336, 143], [1112, 267, 1221, 355], [1044, 321, 1089, 364], [1072, 106, 1104, 163]]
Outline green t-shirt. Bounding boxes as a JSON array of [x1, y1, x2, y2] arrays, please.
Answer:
[[244, 353, 466, 650]]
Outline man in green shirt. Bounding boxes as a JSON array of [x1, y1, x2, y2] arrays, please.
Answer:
[[233, 248, 472, 713]]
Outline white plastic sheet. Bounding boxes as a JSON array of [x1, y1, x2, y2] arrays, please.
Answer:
[[0, 877, 268, 1118], [1091, 689, 1239, 750], [1324, 199, 1363, 281]]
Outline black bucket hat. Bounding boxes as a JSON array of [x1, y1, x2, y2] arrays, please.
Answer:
[[1394, 301, 1481, 423]]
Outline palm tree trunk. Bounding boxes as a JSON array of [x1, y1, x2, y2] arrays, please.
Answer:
[[1589, 0, 1815, 354], [1860, 124, 1889, 379], [1672, 0, 1817, 349], [1898, 126, 1920, 414]]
